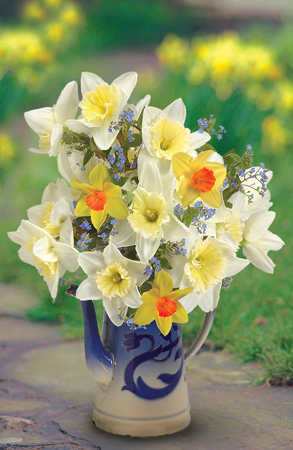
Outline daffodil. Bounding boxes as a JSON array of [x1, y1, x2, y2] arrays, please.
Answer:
[[66, 71, 137, 150], [172, 150, 226, 208], [167, 227, 250, 313], [112, 161, 189, 262], [76, 243, 147, 326], [241, 211, 284, 273], [139, 98, 211, 177], [24, 81, 79, 157], [70, 164, 128, 231], [134, 270, 191, 336], [27, 179, 75, 244], [8, 220, 79, 300]]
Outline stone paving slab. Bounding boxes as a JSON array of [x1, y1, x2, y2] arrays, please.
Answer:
[[0, 283, 293, 449]]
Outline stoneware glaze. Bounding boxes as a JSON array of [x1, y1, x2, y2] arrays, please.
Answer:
[[79, 298, 215, 437]]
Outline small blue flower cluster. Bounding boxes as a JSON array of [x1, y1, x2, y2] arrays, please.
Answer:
[[192, 201, 216, 234], [193, 201, 216, 221], [119, 316, 147, 330], [198, 117, 209, 134], [128, 129, 134, 143], [79, 220, 92, 231], [238, 164, 269, 200], [77, 232, 92, 250], [216, 125, 227, 140], [223, 177, 229, 188], [221, 277, 233, 290], [108, 108, 134, 133], [160, 238, 187, 258], [174, 204, 186, 216], [109, 145, 128, 182]]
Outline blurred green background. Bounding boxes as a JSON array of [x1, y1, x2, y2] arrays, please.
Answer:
[[0, 0, 292, 385]]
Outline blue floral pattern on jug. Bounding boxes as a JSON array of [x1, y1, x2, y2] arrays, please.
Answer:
[[121, 323, 183, 399]]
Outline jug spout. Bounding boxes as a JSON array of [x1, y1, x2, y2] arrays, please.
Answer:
[[79, 299, 115, 385]]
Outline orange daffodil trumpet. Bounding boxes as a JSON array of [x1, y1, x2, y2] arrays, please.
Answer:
[[172, 150, 227, 208], [70, 164, 129, 231], [134, 270, 192, 335]]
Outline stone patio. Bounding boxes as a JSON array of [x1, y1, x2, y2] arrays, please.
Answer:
[[0, 282, 292, 449]]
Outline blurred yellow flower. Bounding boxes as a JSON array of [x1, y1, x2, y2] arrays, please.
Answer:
[[261, 116, 290, 154], [23, 2, 45, 21], [47, 24, 64, 41], [0, 133, 15, 165], [45, 0, 63, 6], [156, 34, 189, 69], [62, 7, 81, 25]]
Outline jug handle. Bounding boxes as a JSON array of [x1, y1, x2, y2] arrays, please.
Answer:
[[184, 309, 215, 363]]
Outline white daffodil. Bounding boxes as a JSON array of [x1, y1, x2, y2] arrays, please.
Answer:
[[24, 81, 79, 157], [27, 179, 75, 245], [138, 98, 211, 176], [167, 227, 250, 313], [112, 161, 189, 262], [202, 187, 273, 252], [8, 221, 79, 300], [76, 243, 147, 326], [241, 210, 284, 273], [65, 71, 137, 150]]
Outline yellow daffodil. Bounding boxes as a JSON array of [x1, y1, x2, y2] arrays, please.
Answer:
[[134, 270, 192, 335], [172, 150, 226, 208], [70, 164, 128, 230]]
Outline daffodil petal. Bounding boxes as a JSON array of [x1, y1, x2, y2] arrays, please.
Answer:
[[172, 152, 193, 180], [75, 196, 91, 217], [168, 287, 193, 302], [190, 150, 213, 172], [89, 164, 110, 190], [91, 208, 108, 230], [172, 302, 188, 324], [134, 302, 157, 326], [70, 181, 96, 195], [201, 188, 222, 208], [156, 315, 172, 336], [205, 162, 227, 187], [107, 197, 129, 219], [152, 270, 174, 297], [181, 188, 199, 208], [141, 288, 160, 303], [103, 182, 122, 197]]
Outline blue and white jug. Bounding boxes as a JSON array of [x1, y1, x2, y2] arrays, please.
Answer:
[[79, 298, 215, 437]]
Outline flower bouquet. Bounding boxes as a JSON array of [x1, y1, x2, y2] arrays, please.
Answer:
[[8, 70, 283, 333], [8, 70, 285, 437]]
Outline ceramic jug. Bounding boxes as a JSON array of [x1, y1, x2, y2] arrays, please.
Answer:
[[78, 296, 215, 437]]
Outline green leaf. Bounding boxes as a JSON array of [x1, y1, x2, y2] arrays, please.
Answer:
[[90, 139, 98, 153], [136, 107, 145, 130], [198, 143, 216, 152], [83, 150, 94, 166], [125, 191, 135, 203], [228, 153, 241, 162], [115, 176, 128, 187], [160, 257, 172, 270]]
